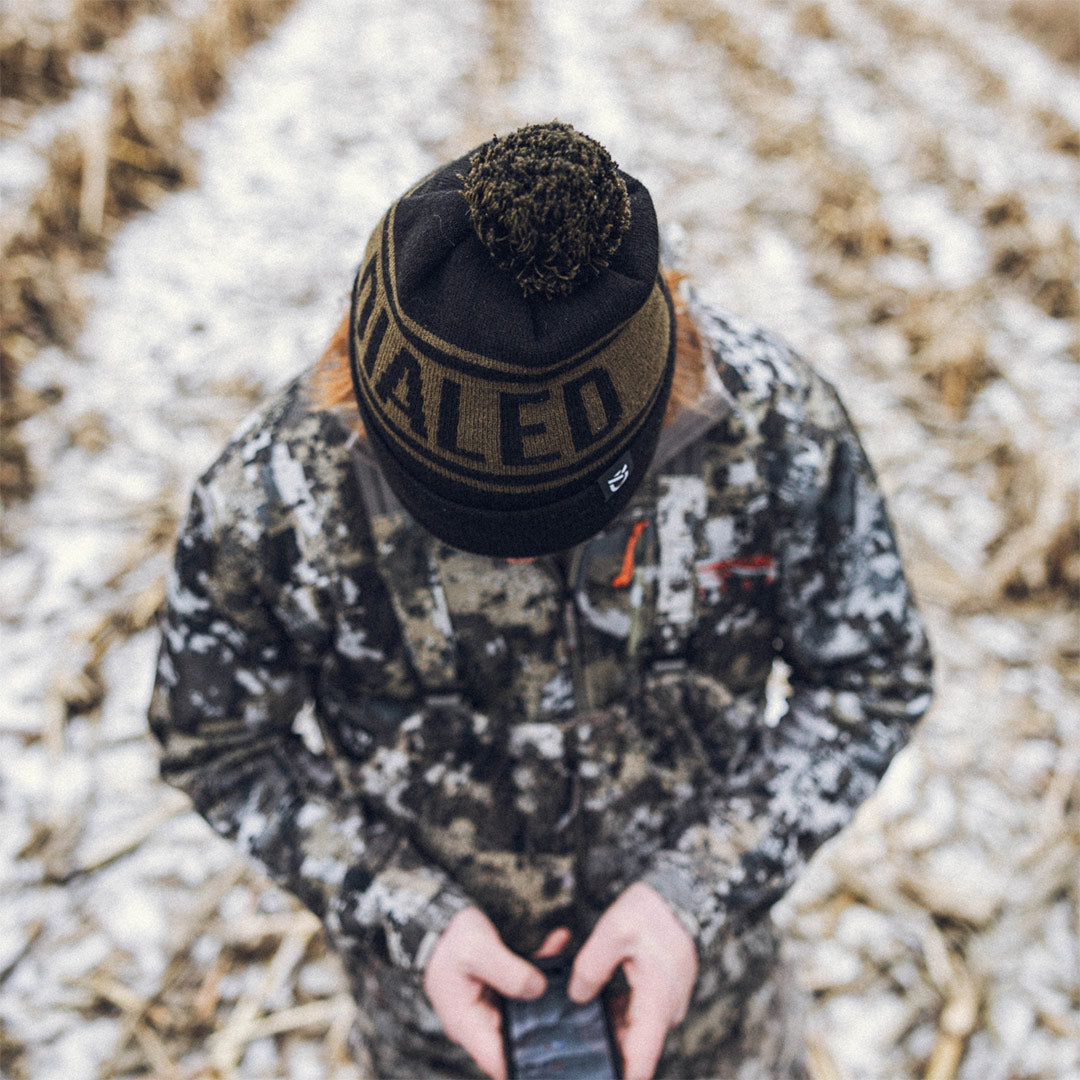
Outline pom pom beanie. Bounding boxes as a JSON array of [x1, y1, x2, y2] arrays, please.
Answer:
[[348, 121, 675, 557]]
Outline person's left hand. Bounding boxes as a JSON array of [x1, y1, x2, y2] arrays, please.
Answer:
[[422, 906, 573, 1080], [568, 882, 698, 1080]]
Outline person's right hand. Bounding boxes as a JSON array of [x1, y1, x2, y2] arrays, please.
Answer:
[[423, 906, 566, 1080], [569, 883, 697, 1080]]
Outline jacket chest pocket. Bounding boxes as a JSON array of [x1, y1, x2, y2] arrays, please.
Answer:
[[571, 474, 714, 696], [690, 498, 779, 692], [571, 513, 656, 710]]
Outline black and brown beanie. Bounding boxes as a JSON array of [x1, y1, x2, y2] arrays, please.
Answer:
[[348, 121, 675, 557]]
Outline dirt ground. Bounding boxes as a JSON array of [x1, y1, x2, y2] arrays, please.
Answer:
[[1, 1, 1078, 1078]]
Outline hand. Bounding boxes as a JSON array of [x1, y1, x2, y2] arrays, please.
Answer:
[[423, 907, 570, 1080], [569, 883, 698, 1080]]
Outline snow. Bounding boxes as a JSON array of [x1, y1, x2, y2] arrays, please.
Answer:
[[3, 0, 1079, 1076]]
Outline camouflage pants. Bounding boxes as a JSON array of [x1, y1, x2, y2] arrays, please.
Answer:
[[341, 918, 806, 1080]]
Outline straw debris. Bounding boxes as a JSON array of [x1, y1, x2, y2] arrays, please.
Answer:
[[1, 0, 295, 506], [2, 1, 1077, 1077]]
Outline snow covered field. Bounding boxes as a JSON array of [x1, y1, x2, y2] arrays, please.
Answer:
[[2, 1, 1078, 1077]]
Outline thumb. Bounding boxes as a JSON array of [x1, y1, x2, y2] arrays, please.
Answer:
[[568, 919, 626, 1004], [465, 937, 547, 1000]]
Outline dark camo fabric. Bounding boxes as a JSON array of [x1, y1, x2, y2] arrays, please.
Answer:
[[150, 292, 933, 1078]]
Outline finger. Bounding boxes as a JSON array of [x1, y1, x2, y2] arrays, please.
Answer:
[[617, 977, 672, 1080], [620, 1018, 668, 1080], [534, 926, 572, 959], [440, 993, 507, 1080], [464, 940, 546, 1000], [465, 1005, 509, 1080]]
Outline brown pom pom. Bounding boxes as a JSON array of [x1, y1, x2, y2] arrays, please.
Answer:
[[463, 121, 631, 299]]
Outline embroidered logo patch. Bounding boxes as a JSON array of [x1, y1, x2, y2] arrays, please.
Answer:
[[607, 463, 630, 492], [599, 452, 634, 501]]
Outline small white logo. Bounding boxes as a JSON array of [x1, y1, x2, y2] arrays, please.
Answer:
[[607, 463, 631, 493]]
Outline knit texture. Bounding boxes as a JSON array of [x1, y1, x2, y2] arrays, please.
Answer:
[[348, 122, 674, 557], [463, 122, 631, 298]]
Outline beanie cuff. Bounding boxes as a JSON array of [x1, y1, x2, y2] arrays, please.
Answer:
[[354, 278, 675, 557]]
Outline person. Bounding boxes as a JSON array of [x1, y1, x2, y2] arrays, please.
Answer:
[[149, 121, 933, 1079]]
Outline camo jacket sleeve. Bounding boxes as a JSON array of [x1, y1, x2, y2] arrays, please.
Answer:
[[641, 302, 934, 965], [148, 398, 471, 973]]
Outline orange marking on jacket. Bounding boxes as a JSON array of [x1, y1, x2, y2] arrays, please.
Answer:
[[611, 520, 649, 587], [696, 554, 776, 592]]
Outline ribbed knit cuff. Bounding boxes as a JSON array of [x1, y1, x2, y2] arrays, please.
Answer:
[[639, 850, 725, 955], [352, 864, 473, 972]]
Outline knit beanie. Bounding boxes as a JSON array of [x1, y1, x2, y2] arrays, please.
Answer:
[[348, 121, 675, 557]]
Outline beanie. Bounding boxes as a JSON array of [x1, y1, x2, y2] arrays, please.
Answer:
[[348, 121, 675, 558]]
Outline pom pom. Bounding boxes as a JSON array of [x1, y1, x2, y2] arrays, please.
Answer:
[[463, 121, 631, 299]]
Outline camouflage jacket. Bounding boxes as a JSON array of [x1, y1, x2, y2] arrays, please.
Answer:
[[150, 292, 933, 982]]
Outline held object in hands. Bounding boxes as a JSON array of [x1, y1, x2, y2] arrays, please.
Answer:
[[500, 956, 622, 1080]]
